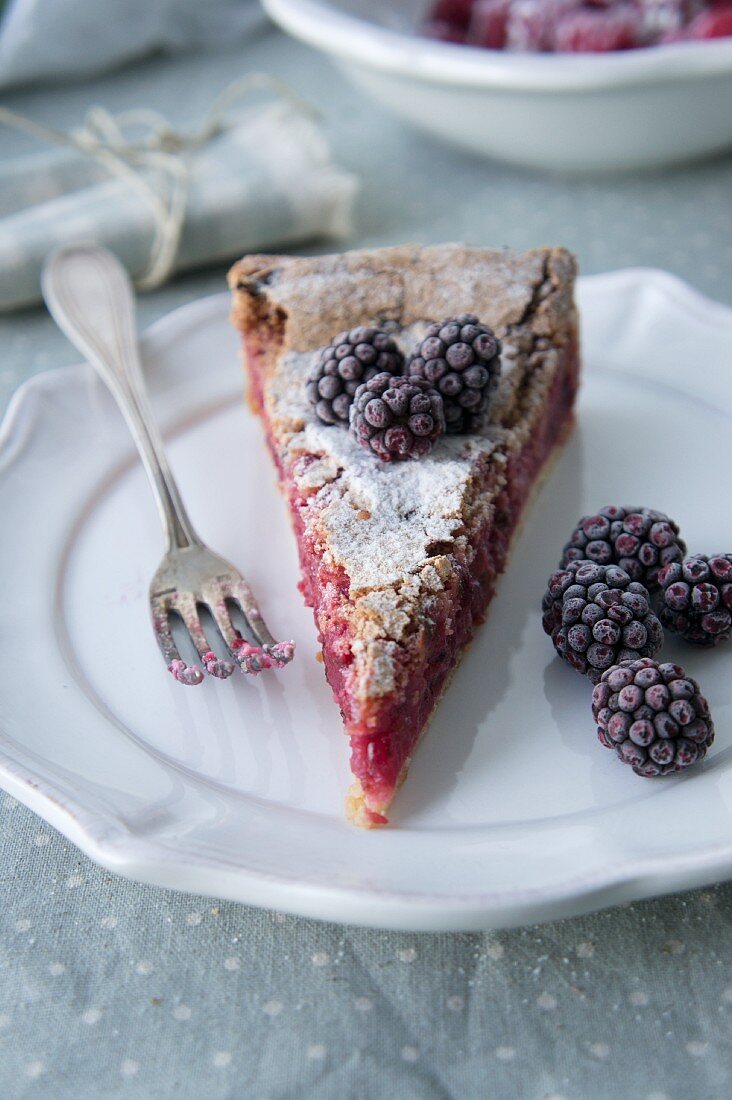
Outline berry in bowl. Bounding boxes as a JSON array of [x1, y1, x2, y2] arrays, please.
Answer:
[[424, 1, 732, 52], [263, 0, 732, 170]]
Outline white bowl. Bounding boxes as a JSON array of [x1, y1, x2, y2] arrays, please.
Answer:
[[263, 0, 732, 171]]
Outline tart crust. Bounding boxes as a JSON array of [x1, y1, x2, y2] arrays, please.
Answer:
[[229, 243, 580, 826]]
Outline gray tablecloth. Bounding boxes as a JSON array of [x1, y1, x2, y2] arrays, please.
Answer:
[[1, 26, 731, 1100]]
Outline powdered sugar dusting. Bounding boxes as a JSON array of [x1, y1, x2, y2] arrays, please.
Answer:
[[234, 242, 577, 763], [275, 349, 502, 591], [235, 243, 549, 353]]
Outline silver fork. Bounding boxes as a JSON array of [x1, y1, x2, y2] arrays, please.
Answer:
[[42, 244, 294, 685]]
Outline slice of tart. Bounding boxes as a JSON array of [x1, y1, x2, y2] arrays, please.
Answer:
[[228, 243, 580, 827]]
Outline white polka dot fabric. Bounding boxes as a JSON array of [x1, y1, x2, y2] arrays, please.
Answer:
[[2, 795, 732, 1097]]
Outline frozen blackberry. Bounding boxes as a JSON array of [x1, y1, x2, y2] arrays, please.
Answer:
[[592, 658, 715, 776], [658, 553, 732, 647], [560, 506, 686, 591], [542, 560, 663, 684], [307, 327, 404, 426], [407, 313, 501, 434], [349, 372, 445, 462]]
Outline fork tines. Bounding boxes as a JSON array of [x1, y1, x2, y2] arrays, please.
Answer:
[[151, 572, 294, 685]]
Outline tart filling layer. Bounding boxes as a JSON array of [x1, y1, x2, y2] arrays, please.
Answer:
[[229, 244, 580, 826]]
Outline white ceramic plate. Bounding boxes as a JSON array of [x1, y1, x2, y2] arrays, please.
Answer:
[[263, 0, 732, 171], [2, 270, 732, 931]]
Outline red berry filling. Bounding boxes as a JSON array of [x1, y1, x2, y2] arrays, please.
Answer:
[[423, 0, 732, 51], [243, 327, 579, 822]]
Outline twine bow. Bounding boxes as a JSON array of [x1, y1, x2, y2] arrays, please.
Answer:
[[0, 75, 316, 290]]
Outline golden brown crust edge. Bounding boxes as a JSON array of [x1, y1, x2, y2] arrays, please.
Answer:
[[229, 243, 577, 355]]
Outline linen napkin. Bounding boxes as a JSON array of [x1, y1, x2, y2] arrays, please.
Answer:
[[0, 0, 266, 90], [0, 89, 358, 312]]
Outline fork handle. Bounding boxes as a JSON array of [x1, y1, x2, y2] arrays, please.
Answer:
[[42, 245, 200, 552]]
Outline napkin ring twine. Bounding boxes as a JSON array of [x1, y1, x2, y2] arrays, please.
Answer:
[[0, 74, 317, 290]]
